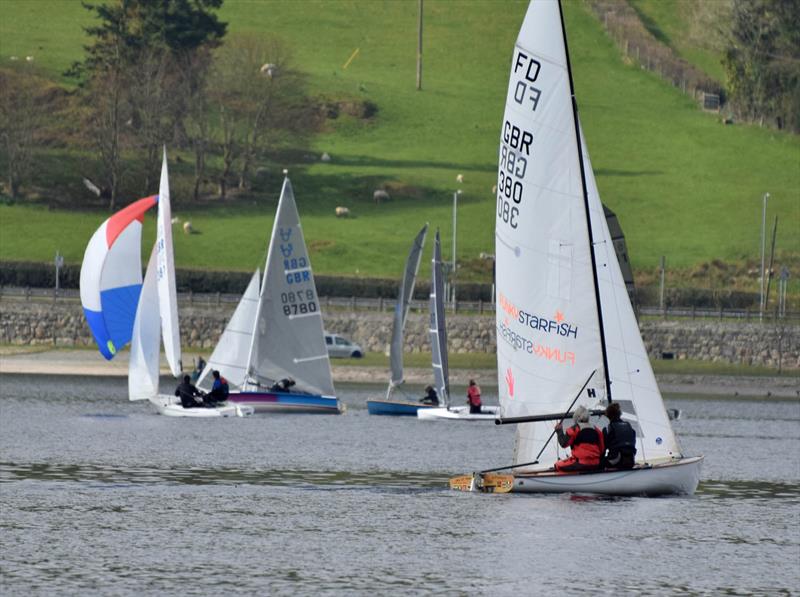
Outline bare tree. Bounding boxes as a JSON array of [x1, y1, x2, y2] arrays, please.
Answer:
[[0, 66, 41, 200], [209, 34, 312, 198]]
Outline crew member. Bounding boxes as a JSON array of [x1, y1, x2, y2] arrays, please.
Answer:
[[420, 385, 439, 406], [175, 375, 204, 408], [270, 378, 296, 392], [206, 370, 230, 406], [554, 405, 604, 472], [603, 402, 637, 469], [467, 379, 482, 414]]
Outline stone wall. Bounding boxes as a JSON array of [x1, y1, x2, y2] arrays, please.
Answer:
[[1, 299, 797, 369]]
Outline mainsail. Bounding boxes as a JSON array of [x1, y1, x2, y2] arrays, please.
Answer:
[[156, 149, 181, 377], [388, 224, 429, 395], [429, 230, 450, 407], [245, 177, 335, 397], [198, 270, 261, 390], [495, 0, 681, 468]]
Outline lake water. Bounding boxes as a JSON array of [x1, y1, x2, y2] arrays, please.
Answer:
[[1, 374, 798, 595]]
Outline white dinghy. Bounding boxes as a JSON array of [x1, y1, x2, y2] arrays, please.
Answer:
[[128, 150, 252, 418], [450, 0, 701, 495], [417, 230, 499, 422]]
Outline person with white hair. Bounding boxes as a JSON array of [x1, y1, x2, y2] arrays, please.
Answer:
[[553, 405, 605, 472]]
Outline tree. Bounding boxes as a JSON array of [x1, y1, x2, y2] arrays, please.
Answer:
[[0, 66, 42, 200], [209, 34, 315, 198], [69, 0, 227, 206], [722, 0, 800, 132]]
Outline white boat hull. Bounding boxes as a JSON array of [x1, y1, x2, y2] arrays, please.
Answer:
[[417, 405, 500, 421], [510, 456, 703, 496], [149, 395, 254, 418]]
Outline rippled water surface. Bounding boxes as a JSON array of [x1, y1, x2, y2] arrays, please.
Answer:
[[1, 374, 798, 595]]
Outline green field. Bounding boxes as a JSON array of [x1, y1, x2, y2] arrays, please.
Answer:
[[1, 0, 798, 288]]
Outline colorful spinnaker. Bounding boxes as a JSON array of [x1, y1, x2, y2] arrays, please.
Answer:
[[79, 195, 157, 359]]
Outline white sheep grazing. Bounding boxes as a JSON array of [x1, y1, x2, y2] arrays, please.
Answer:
[[373, 189, 390, 203], [183, 221, 193, 235], [335, 206, 350, 217]]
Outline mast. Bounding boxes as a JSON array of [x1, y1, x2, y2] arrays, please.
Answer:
[[557, 0, 612, 401]]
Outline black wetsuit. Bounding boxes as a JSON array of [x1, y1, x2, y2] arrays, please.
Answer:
[[175, 381, 203, 408]]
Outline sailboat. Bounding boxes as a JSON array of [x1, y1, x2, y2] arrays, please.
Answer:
[[128, 150, 252, 417], [417, 230, 500, 422], [197, 175, 341, 414], [366, 224, 436, 416], [450, 0, 701, 494]]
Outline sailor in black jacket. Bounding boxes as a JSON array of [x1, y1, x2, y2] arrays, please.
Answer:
[[603, 402, 637, 469]]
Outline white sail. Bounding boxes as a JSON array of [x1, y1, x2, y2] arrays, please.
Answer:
[[496, 0, 684, 468], [245, 177, 335, 397], [388, 224, 429, 393], [128, 246, 161, 401], [197, 269, 261, 390], [495, 0, 604, 468], [156, 148, 181, 377], [429, 230, 450, 406], [581, 126, 680, 460]]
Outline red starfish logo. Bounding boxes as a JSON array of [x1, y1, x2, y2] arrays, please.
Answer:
[[505, 368, 515, 398], [554, 310, 565, 323]]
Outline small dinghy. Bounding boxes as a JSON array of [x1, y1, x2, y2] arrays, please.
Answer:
[[367, 224, 438, 416], [417, 231, 499, 422], [449, 0, 702, 495], [196, 176, 341, 414]]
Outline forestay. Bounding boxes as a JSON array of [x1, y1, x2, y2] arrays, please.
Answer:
[[245, 177, 335, 397], [198, 270, 260, 390], [429, 230, 450, 407], [388, 224, 428, 394]]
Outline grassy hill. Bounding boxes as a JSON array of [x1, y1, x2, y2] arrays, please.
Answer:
[[1, 0, 798, 293]]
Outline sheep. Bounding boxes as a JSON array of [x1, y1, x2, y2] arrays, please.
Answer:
[[335, 206, 350, 218], [373, 189, 390, 203], [183, 221, 193, 235]]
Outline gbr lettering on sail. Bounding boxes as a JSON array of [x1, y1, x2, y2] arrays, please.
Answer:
[[497, 50, 542, 230]]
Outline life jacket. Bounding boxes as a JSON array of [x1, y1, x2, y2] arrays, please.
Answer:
[[605, 420, 637, 455], [467, 385, 482, 406], [564, 424, 605, 466], [219, 376, 230, 397]]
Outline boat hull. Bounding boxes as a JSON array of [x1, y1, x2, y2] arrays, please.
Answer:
[[417, 405, 500, 421], [150, 395, 254, 418], [509, 456, 704, 496], [229, 391, 342, 414], [367, 399, 438, 416]]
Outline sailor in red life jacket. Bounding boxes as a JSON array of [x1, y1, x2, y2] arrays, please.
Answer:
[[466, 379, 482, 414], [553, 405, 605, 472]]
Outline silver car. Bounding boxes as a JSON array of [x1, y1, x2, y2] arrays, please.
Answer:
[[324, 333, 364, 358]]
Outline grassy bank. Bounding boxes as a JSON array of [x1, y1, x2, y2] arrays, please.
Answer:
[[0, 0, 797, 287]]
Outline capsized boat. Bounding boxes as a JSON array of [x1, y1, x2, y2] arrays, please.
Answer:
[[127, 150, 252, 418], [197, 175, 341, 414], [450, 0, 701, 494], [367, 224, 438, 416], [417, 230, 500, 422]]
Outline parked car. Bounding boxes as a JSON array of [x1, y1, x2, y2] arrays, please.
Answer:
[[324, 332, 364, 358]]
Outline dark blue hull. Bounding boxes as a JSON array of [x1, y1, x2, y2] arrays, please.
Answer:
[[229, 391, 342, 414], [366, 399, 437, 416]]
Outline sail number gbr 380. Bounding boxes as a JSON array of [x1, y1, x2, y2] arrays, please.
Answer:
[[497, 49, 541, 230]]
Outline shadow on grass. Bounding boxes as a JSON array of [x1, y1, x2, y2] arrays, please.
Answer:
[[594, 168, 663, 178]]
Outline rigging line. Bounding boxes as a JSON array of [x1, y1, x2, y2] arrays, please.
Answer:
[[483, 370, 597, 474]]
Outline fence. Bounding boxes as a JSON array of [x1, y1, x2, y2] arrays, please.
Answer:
[[2, 286, 797, 324]]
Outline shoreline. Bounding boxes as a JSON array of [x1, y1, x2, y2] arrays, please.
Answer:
[[1, 348, 797, 398]]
